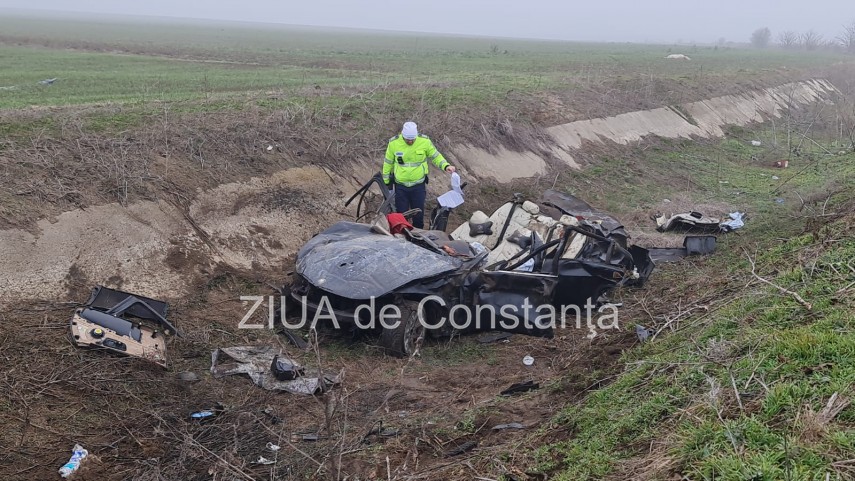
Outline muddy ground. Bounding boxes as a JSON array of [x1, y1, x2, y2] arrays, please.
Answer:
[[0, 116, 756, 481], [0, 154, 725, 481], [0, 142, 712, 481]]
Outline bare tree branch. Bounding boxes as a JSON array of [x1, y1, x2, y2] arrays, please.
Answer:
[[744, 249, 812, 311]]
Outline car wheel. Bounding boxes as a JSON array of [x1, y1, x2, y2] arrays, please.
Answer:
[[379, 301, 424, 358]]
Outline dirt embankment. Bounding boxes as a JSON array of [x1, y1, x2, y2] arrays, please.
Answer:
[[0, 76, 845, 304], [1, 62, 840, 231], [0, 166, 352, 302]]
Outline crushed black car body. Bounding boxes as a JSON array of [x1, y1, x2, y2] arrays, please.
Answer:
[[289, 174, 654, 357]]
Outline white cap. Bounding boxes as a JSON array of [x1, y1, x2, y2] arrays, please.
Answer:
[[402, 121, 418, 140]]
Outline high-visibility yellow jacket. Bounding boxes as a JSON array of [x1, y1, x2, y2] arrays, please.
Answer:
[[382, 134, 449, 187]]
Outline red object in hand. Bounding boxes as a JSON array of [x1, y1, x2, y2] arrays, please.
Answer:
[[386, 213, 413, 235]]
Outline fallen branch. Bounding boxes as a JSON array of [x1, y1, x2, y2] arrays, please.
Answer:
[[729, 369, 745, 413], [250, 414, 324, 468], [837, 279, 855, 293], [652, 303, 709, 340], [794, 130, 833, 155], [817, 392, 851, 425], [744, 249, 812, 311], [799, 392, 851, 442], [188, 436, 258, 481]]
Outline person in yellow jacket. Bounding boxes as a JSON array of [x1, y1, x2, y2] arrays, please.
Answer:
[[382, 121, 456, 229]]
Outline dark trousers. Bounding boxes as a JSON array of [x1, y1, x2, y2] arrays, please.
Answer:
[[394, 183, 427, 229]]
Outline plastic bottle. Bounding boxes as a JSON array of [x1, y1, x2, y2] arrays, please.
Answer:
[[59, 444, 88, 478]]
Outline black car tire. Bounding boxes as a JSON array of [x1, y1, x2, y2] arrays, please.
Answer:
[[379, 301, 424, 358]]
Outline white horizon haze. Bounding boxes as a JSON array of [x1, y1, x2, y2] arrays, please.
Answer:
[[0, 0, 852, 44]]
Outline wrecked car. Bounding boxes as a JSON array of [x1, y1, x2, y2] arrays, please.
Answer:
[[287, 174, 653, 357]]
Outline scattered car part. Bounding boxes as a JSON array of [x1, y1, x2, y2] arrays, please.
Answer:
[[279, 329, 308, 349], [648, 235, 718, 263], [477, 332, 513, 344], [492, 423, 525, 431], [655, 211, 747, 233], [445, 440, 478, 457], [211, 345, 338, 395], [271, 354, 304, 381], [720, 212, 746, 232], [291, 432, 321, 442], [636, 325, 654, 342], [684, 235, 717, 255], [190, 403, 225, 421], [273, 294, 309, 349], [500, 381, 540, 396], [654, 211, 722, 233], [190, 411, 217, 420], [360, 422, 401, 444], [68, 286, 177, 368]]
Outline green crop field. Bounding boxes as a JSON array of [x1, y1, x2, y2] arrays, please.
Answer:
[[1, 12, 849, 110]]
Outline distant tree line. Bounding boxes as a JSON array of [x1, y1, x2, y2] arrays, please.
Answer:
[[748, 22, 855, 53]]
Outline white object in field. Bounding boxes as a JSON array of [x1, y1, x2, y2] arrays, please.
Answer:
[[665, 54, 691, 60], [437, 172, 464, 208], [720, 212, 745, 231], [523, 355, 534, 366], [59, 444, 89, 478], [750, 140, 762, 146]]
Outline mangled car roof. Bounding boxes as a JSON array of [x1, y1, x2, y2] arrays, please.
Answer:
[[296, 222, 462, 299]]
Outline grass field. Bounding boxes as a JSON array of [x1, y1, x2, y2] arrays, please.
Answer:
[[533, 138, 855, 480], [1, 12, 850, 111]]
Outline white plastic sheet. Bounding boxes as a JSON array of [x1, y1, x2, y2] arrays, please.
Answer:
[[211, 346, 339, 395], [719, 212, 745, 232], [437, 172, 464, 208]]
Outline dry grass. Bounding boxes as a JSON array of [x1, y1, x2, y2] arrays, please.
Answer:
[[797, 393, 851, 443]]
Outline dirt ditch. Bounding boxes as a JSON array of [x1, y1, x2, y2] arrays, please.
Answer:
[[1, 72, 847, 479], [0, 156, 658, 480]]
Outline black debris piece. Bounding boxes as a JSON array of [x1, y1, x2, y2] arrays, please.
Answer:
[[444, 440, 478, 457], [477, 332, 514, 344], [500, 381, 540, 396], [492, 423, 525, 431], [648, 235, 717, 263]]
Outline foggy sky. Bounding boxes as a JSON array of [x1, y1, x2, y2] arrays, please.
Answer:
[[0, 0, 851, 44]]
